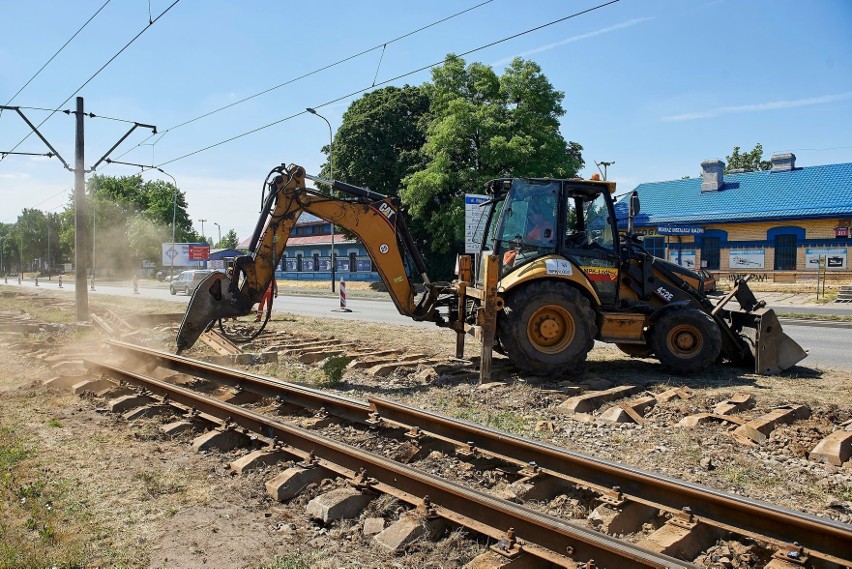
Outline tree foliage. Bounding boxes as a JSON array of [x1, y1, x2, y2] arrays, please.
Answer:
[[317, 85, 430, 196], [217, 229, 239, 249], [400, 55, 583, 274], [725, 143, 771, 173]]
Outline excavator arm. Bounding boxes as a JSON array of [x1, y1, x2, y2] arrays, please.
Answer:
[[176, 163, 440, 352]]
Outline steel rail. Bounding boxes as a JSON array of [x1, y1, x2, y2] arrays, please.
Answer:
[[106, 340, 370, 422], [369, 398, 852, 566], [104, 341, 852, 564], [84, 358, 693, 569]]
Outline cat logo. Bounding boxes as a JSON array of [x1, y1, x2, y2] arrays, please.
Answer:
[[378, 202, 396, 222]]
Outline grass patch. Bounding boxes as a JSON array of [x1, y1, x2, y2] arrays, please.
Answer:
[[261, 552, 317, 569], [453, 408, 531, 435], [777, 312, 852, 322], [317, 355, 352, 388], [47, 419, 62, 428]]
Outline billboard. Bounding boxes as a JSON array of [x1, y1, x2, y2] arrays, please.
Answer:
[[162, 243, 210, 266], [806, 248, 847, 270], [669, 248, 696, 269], [465, 194, 489, 254], [729, 249, 765, 269]]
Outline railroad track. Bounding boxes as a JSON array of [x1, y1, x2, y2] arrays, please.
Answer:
[[64, 340, 852, 568]]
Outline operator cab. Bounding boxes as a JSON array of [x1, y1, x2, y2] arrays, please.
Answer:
[[481, 177, 621, 306]]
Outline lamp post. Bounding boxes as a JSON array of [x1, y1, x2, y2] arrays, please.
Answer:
[[198, 219, 207, 240], [213, 222, 221, 246], [156, 168, 179, 281], [46, 215, 50, 279], [306, 107, 336, 292]]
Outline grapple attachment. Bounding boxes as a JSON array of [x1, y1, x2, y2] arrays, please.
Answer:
[[176, 272, 248, 353], [714, 278, 807, 374]]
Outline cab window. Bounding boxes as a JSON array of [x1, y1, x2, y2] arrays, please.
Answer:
[[493, 180, 559, 273]]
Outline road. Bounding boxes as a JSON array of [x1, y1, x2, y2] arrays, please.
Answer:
[[5, 279, 851, 370]]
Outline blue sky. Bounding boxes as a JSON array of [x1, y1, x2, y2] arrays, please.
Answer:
[[1, 0, 850, 241]]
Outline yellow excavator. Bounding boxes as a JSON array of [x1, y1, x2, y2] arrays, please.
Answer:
[[176, 163, 806, 380]]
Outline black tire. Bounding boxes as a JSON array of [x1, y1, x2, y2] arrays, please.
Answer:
[[616, 343, 654, 358], [650, 307, 722, 373], [184, 286, 191, 296], [170, 287, 176, 296], [498, 281, 596, 376]]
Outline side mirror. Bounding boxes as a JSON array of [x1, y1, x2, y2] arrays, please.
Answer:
[[629, 191, 640, 217]]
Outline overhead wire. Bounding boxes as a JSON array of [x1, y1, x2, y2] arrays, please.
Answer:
[[1, 0, 113, 114], [112, 0, 495, 161], [0, 0, 182, 165], [156, 0, 621, 168]]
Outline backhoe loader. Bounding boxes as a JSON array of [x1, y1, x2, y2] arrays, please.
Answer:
[[176, 163, 806, 380]]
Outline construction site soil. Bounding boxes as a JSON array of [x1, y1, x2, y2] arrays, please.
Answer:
[[1, 287, 850, 568]]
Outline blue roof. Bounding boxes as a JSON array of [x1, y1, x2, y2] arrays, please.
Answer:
[[615, 162, 852, 227]]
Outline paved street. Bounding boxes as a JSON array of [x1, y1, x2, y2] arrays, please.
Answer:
[[5, 279, 851, 370]]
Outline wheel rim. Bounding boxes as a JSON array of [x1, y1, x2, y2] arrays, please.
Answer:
[[666, 324, 704, 359], [526, 305, 575, 354]]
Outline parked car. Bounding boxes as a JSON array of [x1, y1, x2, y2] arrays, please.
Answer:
[[169, 270, 216, 295], [698, 269, 717, 293]]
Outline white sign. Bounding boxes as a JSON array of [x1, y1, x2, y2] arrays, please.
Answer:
[[209, 259, 224, 269], [161, 243, 203, 267], [729, 249, 765, 269], [545, 258, 573, 275], [806, 248, 847, 270], [669, 248, 696, 269], [465, 194, 489, 254]]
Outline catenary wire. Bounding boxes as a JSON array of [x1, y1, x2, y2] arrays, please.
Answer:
[[156, 0, 620, 168], [112, 0, 495, 162], [1, 0, 113, 113], [0, 0, 182, 165]]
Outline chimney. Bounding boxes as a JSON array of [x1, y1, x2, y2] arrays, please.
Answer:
[[701, 159, 724, 192], [770, 152, 796, 172]]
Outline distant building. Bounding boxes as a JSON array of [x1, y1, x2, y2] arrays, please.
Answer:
[[617, 154, 852, 283], [237, 214, 379, 282]]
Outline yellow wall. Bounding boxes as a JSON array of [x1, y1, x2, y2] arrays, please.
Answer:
[[639, 218, 851, 281]]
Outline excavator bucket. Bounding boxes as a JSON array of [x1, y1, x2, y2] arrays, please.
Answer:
[[714, 279, 808, 375], [176, 272, 248, 353]]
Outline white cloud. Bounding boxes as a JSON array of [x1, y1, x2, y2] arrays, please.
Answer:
[[493, 17, 653, 66], [662, 91, 852, 121]]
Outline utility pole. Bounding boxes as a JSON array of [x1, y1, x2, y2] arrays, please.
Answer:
[[595, 160, 615, 181], [213, 222, 221, 245], [74, 97, 89, 320], [198, 219, 207, 240]]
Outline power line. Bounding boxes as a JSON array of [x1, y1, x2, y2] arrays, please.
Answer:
[[1, 0, 113, 111], [113, 0, 495, 162], [156, 0, 620, 168], [0, 0, 182, 165]]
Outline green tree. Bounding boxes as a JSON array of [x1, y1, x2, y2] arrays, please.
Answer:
[[318, 85, 430, 196], [402, 55, 583, 274], [218, 229, 239, 249], [725, 143, 771, 173]]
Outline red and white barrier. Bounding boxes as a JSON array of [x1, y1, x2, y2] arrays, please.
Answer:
[[337, 279, 352, 312]]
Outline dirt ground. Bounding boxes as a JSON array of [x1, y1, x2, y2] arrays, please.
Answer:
[[1, 286, 850, 569]]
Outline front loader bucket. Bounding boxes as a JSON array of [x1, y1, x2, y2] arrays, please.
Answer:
[[728, 306, 808, 375], [176, 272, 248, 353], [716, 278, 807, 375]]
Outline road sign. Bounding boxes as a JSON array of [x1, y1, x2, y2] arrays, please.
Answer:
[[465, 194, 489, 254]]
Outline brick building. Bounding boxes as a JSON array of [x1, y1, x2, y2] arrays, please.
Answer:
[[618, 154, 852, 284]]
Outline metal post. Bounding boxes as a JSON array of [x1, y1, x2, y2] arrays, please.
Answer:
[[198, 219, 206, 239], [74, 97, 89, 320], [306, 107, 335, 292], [46, 216, 50, 279], [214, 222, 221, 245]]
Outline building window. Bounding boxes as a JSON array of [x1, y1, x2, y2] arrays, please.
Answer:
[[296, 255, 303, 272], [774, 235, 797, 270], [349, 252, 357, 271], [644, 236, 665, 259], [313, 253, 320, 271], [702, 237, 720, 270]]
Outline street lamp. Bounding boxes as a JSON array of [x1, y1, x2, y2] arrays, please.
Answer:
[[213, 222, 221, 246], [306, 107, 336, 292], [198, 219, 207, 240], [156, 168, 179, 281]]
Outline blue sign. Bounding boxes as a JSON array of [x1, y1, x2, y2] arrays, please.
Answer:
[[656, 225, 704, 235]]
